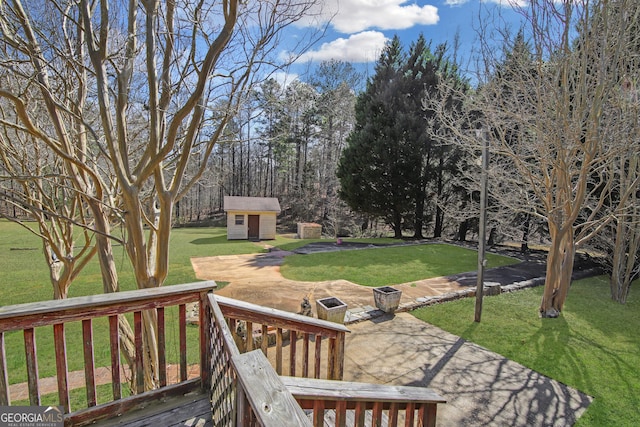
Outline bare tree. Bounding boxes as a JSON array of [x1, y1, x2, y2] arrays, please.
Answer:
[[0, 0, 325, 389], [0, 130, 96, 300], [428, 0, 640, 317], [593, 73, 640, 304], [0, 0, 139, 384]]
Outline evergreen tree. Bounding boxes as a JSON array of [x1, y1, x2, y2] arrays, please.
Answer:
[[337, 36, 409, 238], [338, 34, 467, 239]]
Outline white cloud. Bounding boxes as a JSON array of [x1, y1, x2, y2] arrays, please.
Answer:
[[297, 31, 389, 63], [269, 71, 300, 88], [445, 0, 528, 7], [482, 0, 529, 6], [302, 0, 439, 34]]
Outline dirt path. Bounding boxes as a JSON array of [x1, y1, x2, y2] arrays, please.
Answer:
[[191, 251, 380, 314]]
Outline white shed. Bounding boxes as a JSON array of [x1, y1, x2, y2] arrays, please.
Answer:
[[223, 196, 281, 240]]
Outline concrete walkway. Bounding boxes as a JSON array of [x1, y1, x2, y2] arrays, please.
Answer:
[[346, 313, 592, 426], [191, 241, 595, 426]]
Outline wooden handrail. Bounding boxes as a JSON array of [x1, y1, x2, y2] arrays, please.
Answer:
[[206, 293, 240, 425], [0, 281, 216, 331], [233, 351, 312, 426], [215, 295, 350, 336], [216, 295, 349, 380], [281, 376, 446, 427]]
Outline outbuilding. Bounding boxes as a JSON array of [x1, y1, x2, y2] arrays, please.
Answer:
[[223, 196, 281, 240]]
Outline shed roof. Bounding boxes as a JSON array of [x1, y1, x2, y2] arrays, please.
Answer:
[[223, 196, 281, 213]]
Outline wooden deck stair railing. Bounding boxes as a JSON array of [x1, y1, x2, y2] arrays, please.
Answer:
[[282, 377, 446, 427], [206, 294, 447, 427], [215, 295, 349, 380], [206, 293, 312, 426]]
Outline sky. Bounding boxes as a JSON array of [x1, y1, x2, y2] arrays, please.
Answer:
[[278, 0, 529, 86]]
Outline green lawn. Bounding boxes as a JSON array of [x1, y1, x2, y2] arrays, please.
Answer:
[[412, 276, 640, 427], [280, 243, 519, 286], [0, 221, 268, 305]]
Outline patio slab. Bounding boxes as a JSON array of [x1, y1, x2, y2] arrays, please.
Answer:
[[344, 313, 592, 427]]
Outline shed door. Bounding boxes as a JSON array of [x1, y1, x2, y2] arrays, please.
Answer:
[[248, 215, 260, 240]]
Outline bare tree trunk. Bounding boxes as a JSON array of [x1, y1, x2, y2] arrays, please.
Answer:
[[90, 204, 138, 388], [609, 155, 640, 303], [540, 222, 575, 317]]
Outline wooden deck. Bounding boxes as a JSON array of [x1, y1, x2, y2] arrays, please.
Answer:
[[92, 391, 211, 426], [0, 282, 445, 426]]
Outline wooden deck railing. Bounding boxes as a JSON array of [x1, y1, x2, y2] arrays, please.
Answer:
[[0, 281, 216, 426], [282, 377, 446, 427], [215, 295, 349, 380], [206, 294, 446, 427], [206, 293, 312, 426]]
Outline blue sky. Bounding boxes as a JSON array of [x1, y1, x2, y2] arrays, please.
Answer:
[[279, 0, 528, 85]]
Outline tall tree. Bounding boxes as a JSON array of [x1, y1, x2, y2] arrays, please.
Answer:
[[405, 36, 468, 239], [338, 35, 465, 239], [0, 0, 323, 389], [309, 60, 360, 222], [337, 36, 410, 238], [281, 80, 317, 218], [431, 0, 640, 317]]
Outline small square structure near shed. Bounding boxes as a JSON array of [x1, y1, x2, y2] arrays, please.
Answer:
[[224, 196, 281, 240], [297, 222, 322, 239]]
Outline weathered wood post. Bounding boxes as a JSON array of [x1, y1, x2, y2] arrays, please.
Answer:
[[475, 128, 489, 323]]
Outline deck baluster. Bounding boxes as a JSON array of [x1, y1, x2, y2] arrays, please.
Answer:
[[23, 328, 39, 406], [289, 330, 297, 376], [53, 323, 70, 412], [179, 304, 187, 381], [275, 328, 283, 374], [302, 332, 310, 377], [261, 324, 268, 355], [0, 332, 8, 405], [157, 307, 167, 387], [108, 315, 121, 400], [133, 311, 144, 394], [314, 335, 322, 379], [81, 319, 97, 407]]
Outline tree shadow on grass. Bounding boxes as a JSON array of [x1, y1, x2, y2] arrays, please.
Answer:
[[190, 235, 231, 245]]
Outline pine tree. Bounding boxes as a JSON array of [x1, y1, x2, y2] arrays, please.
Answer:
[[338, 34, 467, 238], [337, 36, 410, 238]]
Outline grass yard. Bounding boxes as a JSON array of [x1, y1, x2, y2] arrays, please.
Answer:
[[0, 221, 269, 305], [280, 243, 519, 286], [412, 276, 640, 427]]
